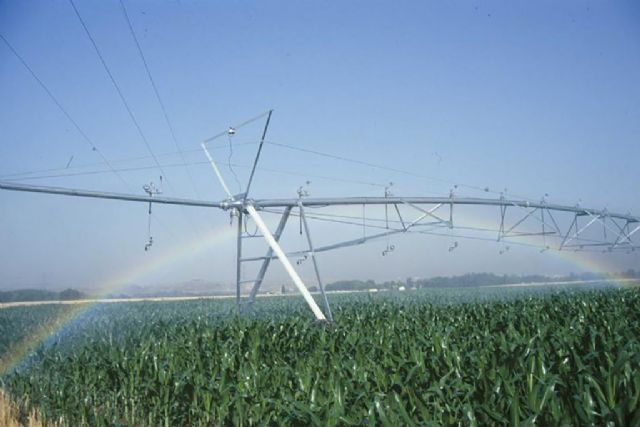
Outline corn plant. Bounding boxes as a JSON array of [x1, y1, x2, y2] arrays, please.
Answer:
[[1, 285, 639, 426]]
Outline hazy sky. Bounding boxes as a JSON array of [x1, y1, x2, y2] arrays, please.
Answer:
[[0, 1, 639, 292]]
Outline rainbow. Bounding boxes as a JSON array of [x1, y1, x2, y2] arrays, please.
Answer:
[[444, 209, 635, 284], [0, 223, 236, 375], [1, 209, 635, 376]]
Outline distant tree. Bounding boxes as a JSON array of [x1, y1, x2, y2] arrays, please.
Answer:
[[326, 280, 371, 292], [0, 288, 84, 302], [281, 284, 287, 294], [0, 289, 58, 303], [324, 271, 630, 293], [59, 288, 84, 300]]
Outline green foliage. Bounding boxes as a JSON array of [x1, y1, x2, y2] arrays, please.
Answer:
[[0, 304, 78, 358], [327, 271, 630, 291], [58, 289, 84, 301], [1, 287, 639, 426], [0, 289, 86, 303]]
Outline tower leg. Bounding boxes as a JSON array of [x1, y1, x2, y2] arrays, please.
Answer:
[[235, 209, 243, 311], [299, 202, 333, 321]]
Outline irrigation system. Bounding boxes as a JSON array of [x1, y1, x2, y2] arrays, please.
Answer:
[[1, 111, 638, 321]]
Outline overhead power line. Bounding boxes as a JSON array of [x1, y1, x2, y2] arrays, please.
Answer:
[[0, 141, 259, 180], [266, 140, 538, 202], [68, 0, 170, 188], [0, 33, 131, 191], [0, 32, 183, 241], [0, 29, 547, 209], [118, 0, 201, 200], [3, 160, 387, 189], [0, 34, 185, 242], [68, 0, 203, 234]]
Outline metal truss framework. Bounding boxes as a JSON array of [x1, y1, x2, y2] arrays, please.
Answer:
[[1, 113, 638, 320]]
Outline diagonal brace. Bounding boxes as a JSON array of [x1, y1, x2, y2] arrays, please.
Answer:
[[245, 205, 326, 321], [244, 206, 292, 309], [403, 202, 447, 225], [561, 213, 599, 249]]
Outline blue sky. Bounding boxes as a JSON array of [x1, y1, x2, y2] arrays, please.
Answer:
[[0, 1, 638, 291]]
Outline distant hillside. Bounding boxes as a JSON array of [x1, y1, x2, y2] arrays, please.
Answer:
[[0, 288, 85, 303]]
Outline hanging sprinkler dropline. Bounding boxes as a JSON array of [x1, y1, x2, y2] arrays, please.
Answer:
[[448, 186, 459, 252], [383, 182, 395, 256], [143, 177, 163, 251], [296, 182, 311, 266]]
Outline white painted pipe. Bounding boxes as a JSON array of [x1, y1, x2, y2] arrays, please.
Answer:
[[201, 142, 234, 200], [246, 205, 326, 321]]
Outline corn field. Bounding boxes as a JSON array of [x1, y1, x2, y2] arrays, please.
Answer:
[[1, 285, 639, 426]]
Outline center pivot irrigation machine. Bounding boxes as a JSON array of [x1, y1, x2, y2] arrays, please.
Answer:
[[1, 111, 639, 321]]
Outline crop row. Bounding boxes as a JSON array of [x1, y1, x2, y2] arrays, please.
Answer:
[[1, 285, 639, 426]]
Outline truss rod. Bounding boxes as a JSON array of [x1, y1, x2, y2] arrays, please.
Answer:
[[251, 197, 636, 221], [403, 202, 448, 224], [587, 212, 629, 245], [504, 207, 538, 236], [394, 204, 407, 230], [563, 242, 625, 248], [242, 205, 437, 263], [610, 219, 633, 248], [241, 229, 404, 263], [561, 214, 600, 249], [1, 181, 638, 224], [503, 231, 557, 238]]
